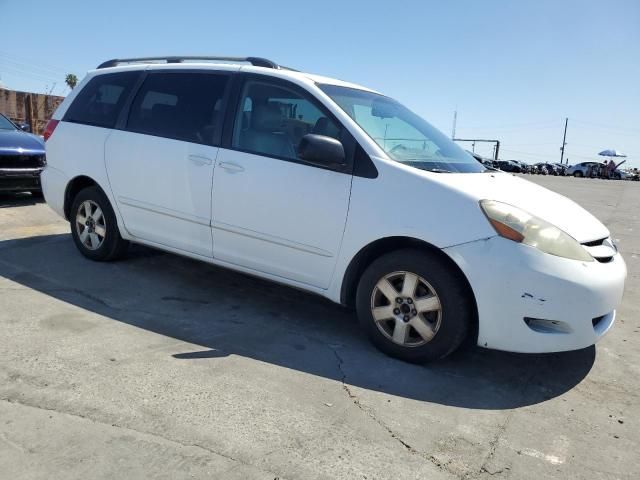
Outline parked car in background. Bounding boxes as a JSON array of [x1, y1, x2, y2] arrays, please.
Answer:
[[42, 55, 626, 362], [468, 151, 499, 169], [14, 121, 32, 133], [567, 162, 600, 177], [534, 162, 560, 176], [532, 163, 549, 175], [497, 160, 523, 173], [511, 160, 532, 174], [566, 161, 626, 179], [626, 169, 639, 181], [0, 113, 46, 194], [553, 163, 568, 176]]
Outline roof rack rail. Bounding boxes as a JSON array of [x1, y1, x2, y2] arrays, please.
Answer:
[[96, 56, 286, 70]]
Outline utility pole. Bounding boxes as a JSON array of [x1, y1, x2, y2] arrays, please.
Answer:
[[451, 109, 457, 139], [559, 117, 568, 164], [453, 138, 500, 160]]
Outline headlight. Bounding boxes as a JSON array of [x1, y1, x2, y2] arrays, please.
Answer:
[[480, 200, 593, 262]]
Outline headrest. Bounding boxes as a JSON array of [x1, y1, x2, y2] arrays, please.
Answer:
[[151, 103, 175, 120], [252, 104, 283, 132], [312, 117, 340, 138]]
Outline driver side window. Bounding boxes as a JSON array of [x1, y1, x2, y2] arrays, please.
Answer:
[[232, 80, 341, 161]]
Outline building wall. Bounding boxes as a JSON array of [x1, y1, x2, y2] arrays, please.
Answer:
[[0, 88, 64, 135]]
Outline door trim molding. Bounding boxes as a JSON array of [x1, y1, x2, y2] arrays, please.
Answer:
[[212, 220, 334, 258], [118, 195, 210, 226]]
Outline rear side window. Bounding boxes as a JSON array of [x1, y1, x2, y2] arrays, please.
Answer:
[[126, 72, 229, 146], [64, 71, 140, 128]]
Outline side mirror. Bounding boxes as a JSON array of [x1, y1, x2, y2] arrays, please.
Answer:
[[298, 134, 345, 168]]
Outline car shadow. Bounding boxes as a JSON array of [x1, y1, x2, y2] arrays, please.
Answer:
[[0, 233, 596, 410], [0, 192, 44, 208]]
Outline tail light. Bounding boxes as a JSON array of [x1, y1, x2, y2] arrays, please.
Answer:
[[43, 119, 59, 142]]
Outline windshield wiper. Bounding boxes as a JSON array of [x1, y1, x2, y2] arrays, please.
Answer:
[[398, 160, 453, 173]]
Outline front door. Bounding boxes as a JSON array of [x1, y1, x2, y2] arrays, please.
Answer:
[[211, 77, 352, 289], [105, 70, 230, 257]]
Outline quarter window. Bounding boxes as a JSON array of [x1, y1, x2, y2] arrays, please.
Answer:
[[232, 80, 341, 161], [127, 72, 229, 145], [64, 71, 140, 128]]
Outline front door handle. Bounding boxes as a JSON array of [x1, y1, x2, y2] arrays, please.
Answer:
[[189, 155, 213, 166], [218, 161, 245, 173]]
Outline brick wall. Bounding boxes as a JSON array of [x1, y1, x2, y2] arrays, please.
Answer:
[[0, 88, 64, 135]]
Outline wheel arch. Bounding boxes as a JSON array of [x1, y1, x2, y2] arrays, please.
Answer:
[[63, 175, 103, 220], [340, 236, 479, 342]]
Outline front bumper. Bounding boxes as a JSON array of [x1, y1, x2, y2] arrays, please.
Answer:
[[0, 168, 42, 192], [444, 236, 626, 353]]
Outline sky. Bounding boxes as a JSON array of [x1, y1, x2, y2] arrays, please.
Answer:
[[1, 0, 639, 167]]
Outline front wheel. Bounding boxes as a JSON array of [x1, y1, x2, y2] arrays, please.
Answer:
[[70, 186, 129, 261], [356, 249, 473, 363]]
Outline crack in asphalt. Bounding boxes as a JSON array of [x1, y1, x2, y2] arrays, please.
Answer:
[[476, 414, 513, 479], [329, 346, 465, 479], [0, 396, 284, 478], [475, 359, 543, 479]]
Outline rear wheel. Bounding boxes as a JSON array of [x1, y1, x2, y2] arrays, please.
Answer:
[[356, 249, 472, 363], [70, 186, 128, 261]]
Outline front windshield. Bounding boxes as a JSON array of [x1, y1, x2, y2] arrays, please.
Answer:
[[319, 84, 485, 173]]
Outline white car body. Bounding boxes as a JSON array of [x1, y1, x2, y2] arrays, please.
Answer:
[[42, 59, 626, 355]]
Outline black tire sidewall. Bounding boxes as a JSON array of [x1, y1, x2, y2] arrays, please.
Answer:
[[69, 186, 126, 261], [356, 249, 472, 363]]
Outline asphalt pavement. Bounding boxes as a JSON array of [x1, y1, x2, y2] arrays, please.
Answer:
[[0, 175, 638, 479]]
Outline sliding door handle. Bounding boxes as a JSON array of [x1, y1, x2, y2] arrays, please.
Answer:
[[188, 155, 213, 166], [218, 161, 245, 173]]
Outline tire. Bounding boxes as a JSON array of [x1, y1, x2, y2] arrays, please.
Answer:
[[573, 171, 583, 178], [355, 249, 473, 363], [69, 186, 129, 261]]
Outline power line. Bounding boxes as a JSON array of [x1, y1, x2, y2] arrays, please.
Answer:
[[459, 124, 559, 132], [0, 63, 60, 83], [570, 118, 640, 134], [457, 120, 559, 130], [0, 50, 68, 76], [500, 149, 552, 159], [0, 56, 67, 79]]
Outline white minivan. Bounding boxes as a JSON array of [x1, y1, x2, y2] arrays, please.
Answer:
[[41, 56, 626, 362]]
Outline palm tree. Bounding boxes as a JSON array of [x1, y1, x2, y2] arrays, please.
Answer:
[[65, 74, 78, 90]]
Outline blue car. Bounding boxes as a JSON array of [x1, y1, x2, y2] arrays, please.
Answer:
[[0, 113, 46, 194]]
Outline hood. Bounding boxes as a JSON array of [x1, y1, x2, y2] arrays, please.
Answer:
[[0, 130, 45, 155], [431, 171, 609, 243]]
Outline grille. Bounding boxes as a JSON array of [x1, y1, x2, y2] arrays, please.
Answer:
[[594, 256, 613, 263], [0, 154, 46, 169], [582, 237, 607, 247], [581, 237, 615, 263], [592, 315, 606, 327], [0, 177, 40, 190]]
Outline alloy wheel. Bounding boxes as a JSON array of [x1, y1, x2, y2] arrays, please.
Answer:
[[75, 200, 106, 251], [370, 271, 442, 347]]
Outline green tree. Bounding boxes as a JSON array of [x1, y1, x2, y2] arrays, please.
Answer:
[[65, 74, 78, 90]]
